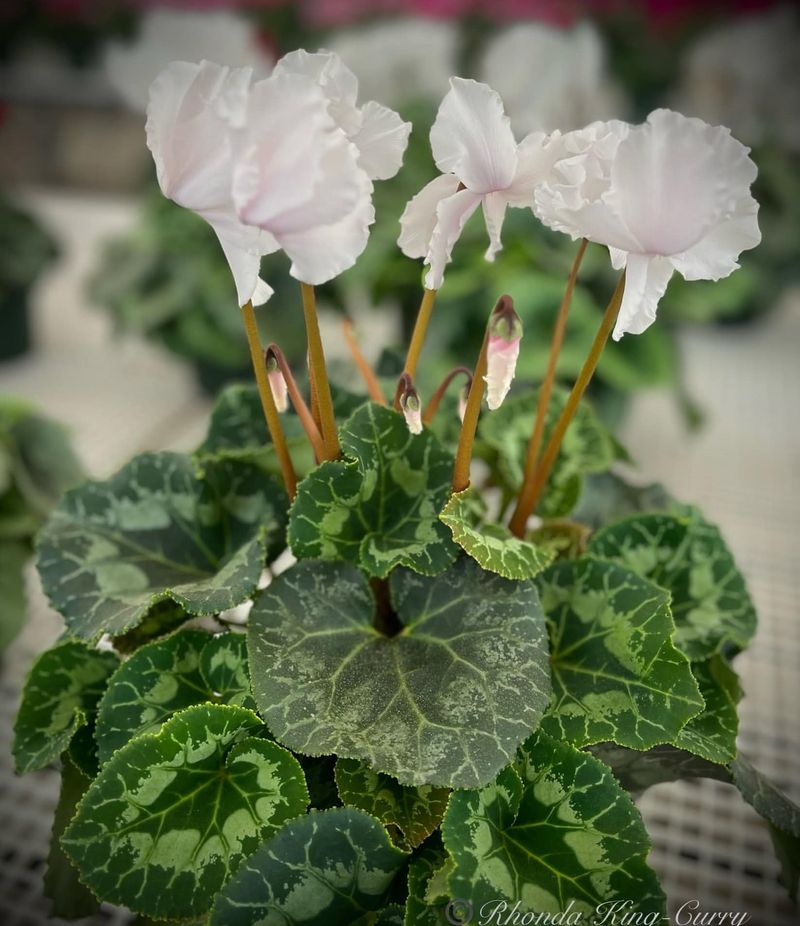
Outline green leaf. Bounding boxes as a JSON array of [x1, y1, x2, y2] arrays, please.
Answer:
[[44, 753, 98, 920], [335, 758, 449, 851], [375, 904, 406, 925], [538, 557, 703, 750], [479, 389, 615, 517], [13, 640, 119, 773], [587, 510, 757, 659], [0, 539, 29, 651], [731, 757, 800, 901], [572, 470, 676, 529], [62, 703, 309, 919], [210, 807, 408, 926], [588, 742, 728, 794], [673, 655, 741, 764], [95, 629, 255, 764], [405, 837, 448, 926], [248, 557, 551, 788], [288, 403, 458, 578], [440, 489, 554, 579], [442, 730, 666, 917], [37, 451, 288, 640]]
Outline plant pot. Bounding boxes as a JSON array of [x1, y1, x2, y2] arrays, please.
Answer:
[[0, 287, 31, 361]]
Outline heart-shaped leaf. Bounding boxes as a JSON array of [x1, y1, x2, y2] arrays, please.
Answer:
[[288, 402, 458, 578], [588, 743, 728, 794], [334, 758, 449, 851], [13, 639, 119, 773], [405, 837, 449, 926], [441, 730, 666, 917], [248, 557, 551, 788], [674, 655, 741, 764], [537, 557, 703, 750], [587, 510, 757, 659], [95, 629, 254, 763], [440, 488, 554, 579], [62, 703, 308, 919], [479, 389, 615, 517], [210, 807, 408, 926], [37, 451, 288, 640]]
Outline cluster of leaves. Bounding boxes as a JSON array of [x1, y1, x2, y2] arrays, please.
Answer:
[[0, 193, 58, 295], [13, 384, 799, 923], [0, 396, 83, 650]]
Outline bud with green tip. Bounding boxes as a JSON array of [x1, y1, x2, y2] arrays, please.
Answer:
[[484, 294, 522, 410]]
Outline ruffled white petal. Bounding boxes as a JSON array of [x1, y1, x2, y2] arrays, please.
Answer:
[[671, 205, 761, 281], [504, 130, 552, 207], [430, 77, 518, 194], [613, 253, 674, 341], [210, 216, 276, 307], [278, 186, 375, 286], [273, 48, 361, 135], [482, 191, 507, 262], [424, 188, 482, 290], [484, 334, 520, 410], [398, 174, 461, 260], [352, 100, 411, 181]]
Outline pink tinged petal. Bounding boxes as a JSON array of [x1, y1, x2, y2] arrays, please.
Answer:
[[612, 252, 674, 341], [482, 191, 508, 262], [504, 130, 551, 207], [424, 188, 482, 290], [484, 335, 521, 410], [398, 174, 461, 260], [430, 77, 518, 194], [266, 361, 289, 413], [232, 71, 352, 232], [400, 392, 423, 435], [458, 385, 469, 423], [670, 205, 761, 281], [273, 48, 361, 135], [608, 109, 757, 257], [352, 100, 411, 180], [278, 190, 375, 286], [212, 222, 275, 307]]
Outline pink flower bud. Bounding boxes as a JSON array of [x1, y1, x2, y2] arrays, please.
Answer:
[[484, 296, 522, 410], [265, 354, 288, 413], [458, 382, 470, 423], [398, 373, 423, 434]]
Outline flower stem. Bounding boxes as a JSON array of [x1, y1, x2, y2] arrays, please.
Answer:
[[241, 300, 297, 499], [300, 282, 340, 460], [508, 271, 626, 536], [452, 321, 494, 493], [398, 288, 438, 405], [342, 318, 386, 404], [508, 239, 588, 535], [266, 344, 325, 463], [423, 366, 472, 425]]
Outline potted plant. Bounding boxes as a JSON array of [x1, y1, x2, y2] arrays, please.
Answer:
[[13, 51, 797, 924], [0, 194, 58, 361]]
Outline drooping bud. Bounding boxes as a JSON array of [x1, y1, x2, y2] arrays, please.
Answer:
[[484, 294, 522, 410], [457, 380, 470, 423], [265, 350, 288, 413], [397, 372, 423, 435]]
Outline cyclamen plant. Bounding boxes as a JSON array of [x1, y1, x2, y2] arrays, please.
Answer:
[[13, 50, 798, 926]]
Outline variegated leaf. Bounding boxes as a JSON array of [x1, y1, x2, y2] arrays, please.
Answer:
[[13, 639, 119, 773], [335, 758, 449, 851], [674, 655, 741, 764], [441, 731, 666, 917], [405, 836, 448, 926], [440, 489, 553, 580], [537, 557, 703, 750], [587, 510, 757, 659], [62, 703, 308, 919], [210, 808, 408, 926], [248, 557, 551, 788], [288, 403, 458, 578], [37, 451, 288, 640]]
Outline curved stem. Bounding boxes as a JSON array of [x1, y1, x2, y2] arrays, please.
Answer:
[[508, 239, 588, 535], [398, 288, 438, 404], [241, 301, 297, 499], [300, 283, 340, 460], [423, 366, 472, 425], [508, 271, 626, 536], [452, 331, 490, 493], [266, 344, 325, 463], [342, 318, 386, 404]]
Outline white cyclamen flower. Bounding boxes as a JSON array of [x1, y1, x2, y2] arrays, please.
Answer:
[[534, 109, 761, 340], [146, 60, 274, 307], [398, 77, 554, 290], [273, 49, 411, 181], [480, 21, 627, 136]]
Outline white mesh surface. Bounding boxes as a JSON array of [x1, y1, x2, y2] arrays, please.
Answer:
[[0, 192, 798, 923]]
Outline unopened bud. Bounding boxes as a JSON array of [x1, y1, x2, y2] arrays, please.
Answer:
[[265, 353, 288, 413], [398, 373, 423, 435], [458, 381, 470, 423], [484, 295, 522, 410]]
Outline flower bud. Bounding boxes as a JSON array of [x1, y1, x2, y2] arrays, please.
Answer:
[[458, 381, 470, 423], [397, 373, 423, 435], [484, 295, 522, 410], [265, 352, 289, 413]]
